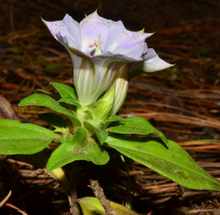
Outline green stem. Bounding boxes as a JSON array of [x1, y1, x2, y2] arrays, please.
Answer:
[[47, 167, 77, 207]]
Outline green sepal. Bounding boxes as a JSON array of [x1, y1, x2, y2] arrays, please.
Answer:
[[19, 93, 81, 127], [84, 121, 108, 144], [74, 197, 138, 215], [46, 128, 109, 172], [105, 135, 220, 191], [83, 110, 93, 119], [0, 119, 60, 155], [106, 116, 168, 145]]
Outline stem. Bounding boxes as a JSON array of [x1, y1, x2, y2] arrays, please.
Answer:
[[89, 179, 116, 215], [47, 165, 78, 213], [47, 168, 71, 194], [120, 155, 132, 209]]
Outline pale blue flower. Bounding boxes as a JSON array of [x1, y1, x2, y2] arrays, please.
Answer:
[[43, 11, 172, 115]]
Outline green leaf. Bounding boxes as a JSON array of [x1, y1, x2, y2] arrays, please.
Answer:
[[59, 98, 80, 107], [47, 128, 109, 171], [84, 110, 93, 119], [106, 116, 168, 145], [50, 82, 78, 111], [50, 82, 77, 100], [0, 119, 60, 155], [105, 136, 220, 191], [106, 115, 123, 122], [19, 93, 81, 127], [75, 197, 138, 215], [35, 89, 53, 95], [84, 121, 108, 144]]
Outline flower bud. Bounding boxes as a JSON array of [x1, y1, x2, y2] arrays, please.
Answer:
[[93, 85, 115, 124], [110, 64, 129, 115]]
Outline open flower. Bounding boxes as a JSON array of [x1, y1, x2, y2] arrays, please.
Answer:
[[43, 11, 172, 124]]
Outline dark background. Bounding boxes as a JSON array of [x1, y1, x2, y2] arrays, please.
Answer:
[[1, 0, 220, 214]]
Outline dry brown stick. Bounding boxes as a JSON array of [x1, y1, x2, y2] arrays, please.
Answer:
[[0, 190, 12, 208], [89, 179, 116, 215], [5, 203, 28, 215]]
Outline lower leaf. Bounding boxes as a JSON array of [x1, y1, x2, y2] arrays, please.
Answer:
[[74, 197, 138, 215], [47, 129, 109, 172], [104, 135, 220, 191], [0, 119, 60, 155]]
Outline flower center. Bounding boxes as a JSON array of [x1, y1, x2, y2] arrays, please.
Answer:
[[89, 33, 103, 55]]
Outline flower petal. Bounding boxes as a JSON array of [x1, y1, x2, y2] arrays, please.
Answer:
[[79, 11, 151, 60], [42, 14, 81, 50], [79, 11, 122, 55], [74, 56, 125, 105], [129, 48, 173, 78]]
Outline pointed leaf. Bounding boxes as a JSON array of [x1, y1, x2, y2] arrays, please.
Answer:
[[35, 89, 54, 95], [0, 119, 60, 155], [47, 128, 109, 171], [106, 115, 123, 122], [50, 82, 77, 99], [59, 97, 81, 107], [50, 82, 78, 111], [19, 94, 81, 127], [84, 121, 108, 144], [106, 116, 168, 145], [105, 135, 220, 191]]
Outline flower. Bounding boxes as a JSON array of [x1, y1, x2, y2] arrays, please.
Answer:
[[43, 11, 172, 126]]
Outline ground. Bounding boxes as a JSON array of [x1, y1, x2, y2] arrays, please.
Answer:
[[1, 0, 220, 214]]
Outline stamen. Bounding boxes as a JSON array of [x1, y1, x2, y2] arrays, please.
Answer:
[[94, 33, 102, 55], [88, 34, 103, 55]]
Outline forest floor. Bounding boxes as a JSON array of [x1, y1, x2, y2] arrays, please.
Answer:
[[1, 0, 220, 214]]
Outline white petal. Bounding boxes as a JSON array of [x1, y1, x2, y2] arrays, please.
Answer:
[[79, 11, 121, 55], [129, 48, 173, 77], [62, 14, 81, 49], [42, 14, 81, 50], [79, 11, 151, 59], [113, 31, 152, 60], [74, 56, 125, 104]]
